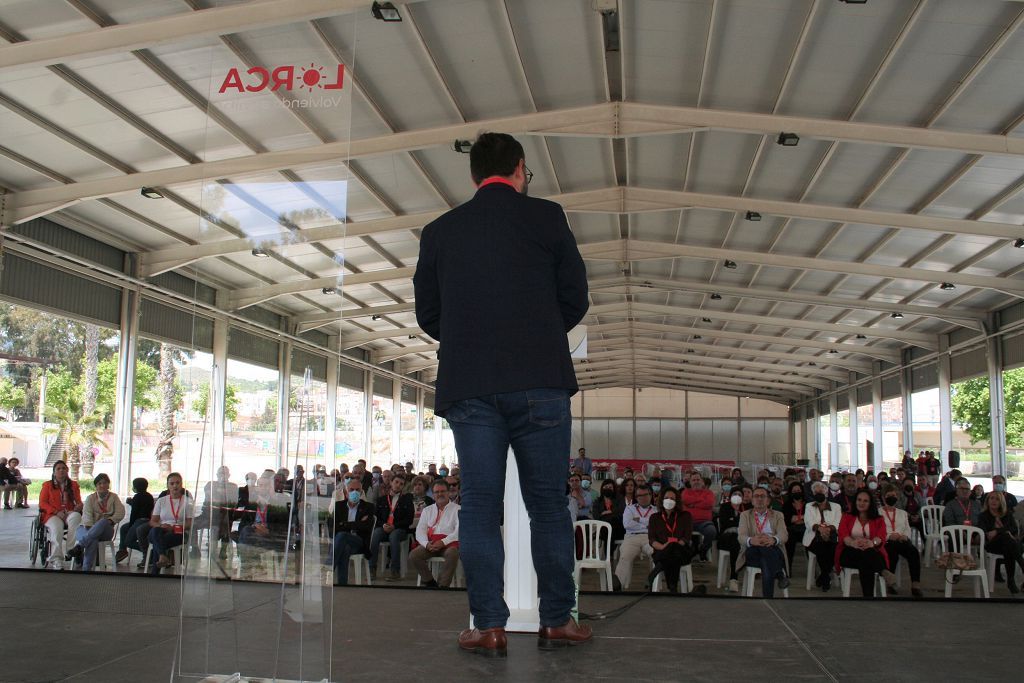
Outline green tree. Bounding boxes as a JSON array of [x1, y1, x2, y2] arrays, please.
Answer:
[[95, 355, 157, 423], [45, 368, 82, 414], [951, 369, 1024, 448], [194, 383, 240, 422], [0, 377, 26, 420], [43, 396, 108, 481]]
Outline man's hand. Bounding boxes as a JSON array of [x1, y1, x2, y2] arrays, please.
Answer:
[[254, 524, 269, 537], [427, 540, 444, 552], [383, 523, 394, 533], [986, 530, 998, 541]]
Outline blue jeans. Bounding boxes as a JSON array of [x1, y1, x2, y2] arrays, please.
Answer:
[[693, 520, 717, 555], [368, 526, 407, 573], [445, 388, 575, 630], [331, 532, 364, 585], [147, 527, 184, 574], [745, 545, 786, 598], [74, 518, 113, 571]]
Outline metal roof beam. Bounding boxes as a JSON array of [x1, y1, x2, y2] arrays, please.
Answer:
[[580, 349, 839, 386], [372, 343, 438, 364], [579, 358, 827, 392], [226, 266, 414, 310], [340, 326, 423, 350]]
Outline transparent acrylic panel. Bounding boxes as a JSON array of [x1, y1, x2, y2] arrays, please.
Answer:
[[173, 6, 359, 678]]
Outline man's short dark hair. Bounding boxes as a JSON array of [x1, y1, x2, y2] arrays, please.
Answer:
[[432, 480, 450, 492], [470, 132, 525, 184]]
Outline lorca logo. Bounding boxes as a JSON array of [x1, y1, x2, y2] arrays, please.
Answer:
[[219, 63, 345, 94]]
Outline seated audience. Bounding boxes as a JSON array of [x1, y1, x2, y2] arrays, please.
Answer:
[[646, 487, 694, 592], [716, 485, 749, 592], [237, 472, 291, 579], [116, 478, 154, 565], [898, 478, 925, 537], [992, 475, 1017, 513], [147, 472, 196, 574], [833, 473, 858, 514], [39, 460, 83, 570], [192, 465, 238, 559], [2, 457, 28, 508], [618, 478, 637, 510], [681, 472, 716, 561], [68, 473, 125, 571], [836, 491, 888, 598], [879, 484, 922, 597], [568, 474, 592, 521], [369, 473, 414, 581], [942, 477, 981, 527], [781, 481, 806, 564], [613, 484, 657, 591], [410, 480, 460, 588], [978, 491, 1024, 594], [592, 480, 624, 541], [408, 476, 434, 539], [933, 469, 961, 506], [330, 477, 374, 586], [737, 487, 789, 598], [804, 481, 840, 592]]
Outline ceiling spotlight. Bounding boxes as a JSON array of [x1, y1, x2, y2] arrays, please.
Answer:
[[827, 349, 839, 356], [839, 0, 868, 4], [251, 248, 270, 258], [710, 293, 722, 300], [723, 260, 738, 269], [777, 132, 800, 147], [687, 349, 695, 353], [701, 317, 712, 323], [321, 287, 337, 295], [939, 282, 955, 291], [453, 139, 473, 154], [808, 362, 816, 367], [855, 334, 867, 340], [693, 335, 702, 340], [1014, 238, 1024, 248], [371, 1, 402, 22], [140, 187, 163, 199], [890, 312, 904, 319], [371, 315, 382, 321], [745, 211, 762, 221]]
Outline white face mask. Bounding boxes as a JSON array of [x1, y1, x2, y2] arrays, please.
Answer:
[[868, 481, 878, 490], [829, 482, 840, 492], [662, 498, 676, 511], [730, 494, 743, 506], [615, 478, 624, 485]]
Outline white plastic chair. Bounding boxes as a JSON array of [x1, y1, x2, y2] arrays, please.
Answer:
[[651, 564, 693, 593], [805, 555, 820, 591], [715, 549, 732, 588], [986, 552, 1005, 588], [377, 536, 411, 578], [573, 520, 613, 591], [743, 566, 789, 598], [348, 554, 373, 586], [416, 556, 464, 587], [920, 505, 944, 565], [840, 567, 887, 597], [940, 525, 989, 598], [143, 544, 186, 574]]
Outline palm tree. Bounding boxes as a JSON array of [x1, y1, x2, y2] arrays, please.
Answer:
[[81, 324, 100, 477], [44, 396, 108, 481], [156, 343, 178, 479]]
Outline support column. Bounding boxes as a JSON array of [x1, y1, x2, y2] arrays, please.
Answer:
[[416, 386, 425, 467], [112, 287, 140, 496], [325, 336, 338, 468], [276, 341, 292, 470], [810, 398, 820, 470], [900, 351, 914, 456], [363, 370, 373, 467], [937, 335, 953, 473], [799, 403, 809, 464], [210, 319, 229, 476], [986, 318, 1007, 477], [848, 373, 858, 470], [872, 362, 883, 473], [829, 389, 839, 473], [392, 380, 402, 467]]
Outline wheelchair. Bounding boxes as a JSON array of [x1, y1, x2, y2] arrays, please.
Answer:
[[29, 513, 50, 567]]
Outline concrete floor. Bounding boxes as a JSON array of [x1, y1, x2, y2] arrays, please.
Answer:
[[0, 570, 1021, 683]]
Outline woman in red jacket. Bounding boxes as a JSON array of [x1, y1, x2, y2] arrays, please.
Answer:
[[835, 490, 888, 598], [38, 460, 83, 569]]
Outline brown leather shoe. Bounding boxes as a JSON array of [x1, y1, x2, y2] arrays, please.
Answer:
[[458, 627, 507, 658], [537, 619, 593, 650]]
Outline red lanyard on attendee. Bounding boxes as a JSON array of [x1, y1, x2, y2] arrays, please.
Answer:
[[98, 495, 108, 514], [428, 505, 444, 535], [883, 508, 896, 533], [637, 505, 653, 520], [256, 506, 266, 526], [858, 519, 871, 539], [755, 511, 770, 534], [662, 512, 677, 538], [959, 499, 971, 521], [169, 496, 181, 523], [387, 494, 397, 512]]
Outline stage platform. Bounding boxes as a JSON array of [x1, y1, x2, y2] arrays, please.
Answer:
[[0, 569, 1019, 682]]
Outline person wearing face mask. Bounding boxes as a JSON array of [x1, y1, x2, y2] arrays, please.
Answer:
[[568, 474, 592, 521], [592, 480, 624, 542], [898, 479, 925, 538], [717, 478, 733, 506], [330, 477, 374, 586], [613, 484, 657, 591], [646, 488, 695, 592], [879, 484, 922, 597], [682, 472, 716, 562], [716, 487, 748, 592], [943, 477, 981, 527], [865, 477, 880, 504], [991, 475, 1017, 513], [803, 481, 841, 592], [781, 482, 806, 566], [237, 472, 290, 580]]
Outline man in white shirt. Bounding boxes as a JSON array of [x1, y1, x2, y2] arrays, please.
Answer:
[[193, 466, 238, 559], [410, 480, 460, 588], [147, 472, 197, 574], [613, 484, 656, 591]]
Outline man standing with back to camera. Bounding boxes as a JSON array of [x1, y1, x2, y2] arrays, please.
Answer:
[[413, 132, 590, 657]]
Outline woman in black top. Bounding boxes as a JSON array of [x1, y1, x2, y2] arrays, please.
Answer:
[[978, 491, 1024, 594], [592, 480, 624, 541], [781, 481, 806, 567], [646, 487, 694, 592], [715, 484, 750, 591]]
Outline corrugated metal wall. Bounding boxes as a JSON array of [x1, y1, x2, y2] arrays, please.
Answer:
[[139, 298, 214, 350], [1004, 332, 1024, 370], [950, 347, 988, 382], [0, 254, 121, 326], [228, 329, 279, 370], [292, 348, 327, 382]]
